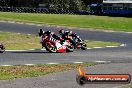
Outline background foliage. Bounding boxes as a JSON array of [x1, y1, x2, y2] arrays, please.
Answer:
[[0, 0, 103, 11]]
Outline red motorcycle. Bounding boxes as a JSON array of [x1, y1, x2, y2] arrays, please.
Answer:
[[0, 43, 5, 53], [40, 33, 74, 53]]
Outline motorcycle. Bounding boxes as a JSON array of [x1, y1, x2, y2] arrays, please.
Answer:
[[66, 35, 87, 50], [40, 33, 74, 53], [0, 43, 5, 53]]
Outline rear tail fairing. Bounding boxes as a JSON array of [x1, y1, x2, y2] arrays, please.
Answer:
[[57, 45, 67, 53], [55, 40, 67, 53]]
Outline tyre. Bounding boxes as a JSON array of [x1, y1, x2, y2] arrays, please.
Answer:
[[66, 45, 74, 52], [45, 42, 57, 53], [76, 75, 86, 85], [81, 42, 87, 50], [0, 48, 5, 53], [0, 45, 5, 53]]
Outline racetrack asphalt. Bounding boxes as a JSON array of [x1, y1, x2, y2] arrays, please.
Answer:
[[0, 21, 132, 88], [0, 63, 132, 88]]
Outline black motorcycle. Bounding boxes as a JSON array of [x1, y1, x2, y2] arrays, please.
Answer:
[[65, 34, 87, 50]]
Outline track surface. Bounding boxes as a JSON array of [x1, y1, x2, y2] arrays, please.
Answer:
[[0, 22, 132, 88], [0, 22, 132, 65], [0, 63, 132, 88]]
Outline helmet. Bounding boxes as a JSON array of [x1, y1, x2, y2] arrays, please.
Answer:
[[69, 31, 73, 34], [59, 29, 64, 35], [47, 31, 51, 34], [44, 31, 51, 35]]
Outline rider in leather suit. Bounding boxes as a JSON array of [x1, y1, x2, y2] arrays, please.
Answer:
[[39, 29, 64, 44], [59, 29, 79, 45]]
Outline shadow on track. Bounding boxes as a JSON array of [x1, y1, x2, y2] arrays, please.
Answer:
[[11, 51, 50, 54], [10, 51, 72, 54], [9, 50, 66, 54], [5, 49, 50, 53]]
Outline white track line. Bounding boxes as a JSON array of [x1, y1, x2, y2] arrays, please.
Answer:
[[17, 22, 25, 24], [0, 60, 112, 66], [120, 44, 126, 47], [28, 49, 35, 50], [0, 20, 6, 22], [8, 21, 15, 23], [125, 32, 132, 34], [25, 23, 35, 26], [25, 64, 35, 66], [36, 24, 42, 26], [94, 61, 111, 63], [47, 63, 59, 65], [74, 62, 83, 64], [41, 49, 46, 50], [17, 33, 21, 34], [5, 49, 46, 52], [1, 65, 12, 66], [27, 34, 31, 36], [5, 50, 30, 51], [106, 46, 118, 48], [87, 48, 92, 49], [93, 47, 104, 49]]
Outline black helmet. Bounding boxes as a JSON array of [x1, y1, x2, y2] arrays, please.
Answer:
[[44, 31, 51, 36], [45, 31, 51, 34], [59, 29, 64, 35]]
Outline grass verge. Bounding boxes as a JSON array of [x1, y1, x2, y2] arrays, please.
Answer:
[[0, 31, 121, 50], [123, 84, 132, 88], [0, 31, 41, 50], [0, 62, 95, 80], [85, 40, 120, 48], [0, 12, 132, 32]]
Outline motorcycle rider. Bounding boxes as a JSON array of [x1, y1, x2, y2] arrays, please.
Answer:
[[39, 29, 64, 44], [59, 29, 80, 45]]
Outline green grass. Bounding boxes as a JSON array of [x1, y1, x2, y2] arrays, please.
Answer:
[[85, 40, 120, 48], [0, 12, 132, 32], [0, 62, 94, 80], [0, 31, 120, 50], [0, 31, 41, 50], [123, 84, 132, 88]]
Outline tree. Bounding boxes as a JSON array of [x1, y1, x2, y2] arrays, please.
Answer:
[[82, 0, 103, 5], [0, 0, 103, 11], [69, 0, 85, 11]]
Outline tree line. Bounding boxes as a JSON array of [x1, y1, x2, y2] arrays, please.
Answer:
[[0, 0, 102, 11]]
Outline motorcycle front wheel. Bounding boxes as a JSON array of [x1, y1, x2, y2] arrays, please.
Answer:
[[66, 45, 74, 52], [45, 42, 57, 53]]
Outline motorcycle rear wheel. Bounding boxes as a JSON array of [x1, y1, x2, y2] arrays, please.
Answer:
[[81, 42, 87, 50], [66, 45, 74, 52]]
